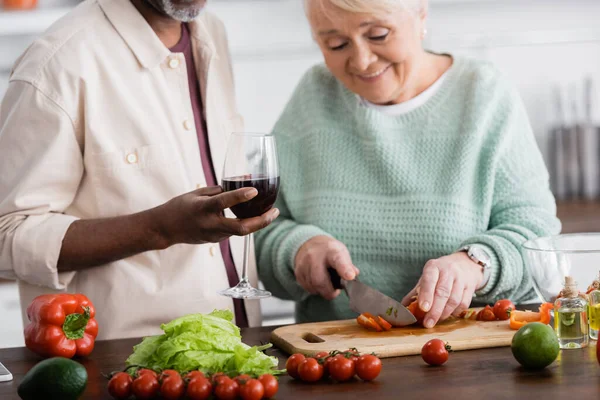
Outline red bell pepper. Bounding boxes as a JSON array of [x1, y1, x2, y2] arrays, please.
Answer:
[[24, 293, 99, 358]]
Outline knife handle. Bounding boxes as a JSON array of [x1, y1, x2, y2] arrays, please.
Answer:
[[328, 268, 344, 290]]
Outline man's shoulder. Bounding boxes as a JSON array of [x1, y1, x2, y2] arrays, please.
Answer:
[[9, 0, 107, 84]]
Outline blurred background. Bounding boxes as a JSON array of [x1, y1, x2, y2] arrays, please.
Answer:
[[1, 0, 599, 348]]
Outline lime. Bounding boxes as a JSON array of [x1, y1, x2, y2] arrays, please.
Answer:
[[511, 322, 560, 370], [18, 357, 87, 400]]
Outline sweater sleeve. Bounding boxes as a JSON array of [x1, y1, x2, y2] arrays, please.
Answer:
[[255, 186, 332, 302], [459, 86, 561, 304]]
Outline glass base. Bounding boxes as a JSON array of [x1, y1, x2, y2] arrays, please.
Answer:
[[218, 281, 271, 299]]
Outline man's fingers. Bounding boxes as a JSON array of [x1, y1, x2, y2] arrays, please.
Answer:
[[193, 185, 223, 197], [325, 241, 356, 281], [207, 188, 258, 211], [219, 208, 279, 236], [422, 270, 453, 328], [417, 261, 439, 313]]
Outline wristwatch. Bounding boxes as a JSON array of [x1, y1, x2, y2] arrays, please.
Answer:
[[460, 245, 492, 291]]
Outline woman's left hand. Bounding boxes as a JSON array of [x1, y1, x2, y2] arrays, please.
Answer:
[[401, 252, 485, 328]]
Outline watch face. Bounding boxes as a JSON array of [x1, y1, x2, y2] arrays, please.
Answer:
[[470, 247, 491, 266]]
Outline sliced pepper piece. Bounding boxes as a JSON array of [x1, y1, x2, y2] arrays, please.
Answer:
[[509, 302, 554, 330], [376, 316, 392, 331], [357, 313, 383, 332]]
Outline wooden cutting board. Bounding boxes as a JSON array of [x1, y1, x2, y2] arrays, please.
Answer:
[[271, 317, 515, 358]]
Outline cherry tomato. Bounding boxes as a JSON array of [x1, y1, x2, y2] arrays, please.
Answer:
[[234, 374, 252, 385], [211, 372, 229, 385], [344, 348, 360, 362], [285, 353, 306, 379], [214, 377, 239, 400], [328, 355, 355, 382], [186, 377, 212, 400], [355, 354, 382, 381], [493, 299, 515, 321], [132, 373, 160, 400], [421, 339, 451, 366], [297, 357, 324, 382], [185, 371, 205, 381], [258, 374, 279, 399], [107, 372, 133, 400], [407, 300, 427, 325], [240, 379, 265, 400], [476, 305, 496, 321], [160, 371, 185, 400], [314, 351, 329, 359], [137, 368, 158, 378]]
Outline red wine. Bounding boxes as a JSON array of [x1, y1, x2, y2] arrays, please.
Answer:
[[222, 175, 280, 219]]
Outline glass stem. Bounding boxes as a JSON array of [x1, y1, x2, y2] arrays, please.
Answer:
[[240, 234, 251, 284]]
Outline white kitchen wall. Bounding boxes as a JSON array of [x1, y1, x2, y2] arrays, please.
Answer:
[[1, 0, 600, 349]]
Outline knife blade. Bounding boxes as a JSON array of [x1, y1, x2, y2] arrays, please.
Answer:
[[328, 269, 417, 327]]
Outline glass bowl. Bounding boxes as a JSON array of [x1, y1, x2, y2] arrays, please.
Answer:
[[522, 233, 600, 303]]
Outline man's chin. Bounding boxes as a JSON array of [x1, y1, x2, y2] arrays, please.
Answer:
[[146, 0, 206, 22]]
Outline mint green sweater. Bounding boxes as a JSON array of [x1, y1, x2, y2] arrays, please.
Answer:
[[255, 56, 561, 324]]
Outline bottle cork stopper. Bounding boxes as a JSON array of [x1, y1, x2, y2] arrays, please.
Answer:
[[563, 276, 578, 298]]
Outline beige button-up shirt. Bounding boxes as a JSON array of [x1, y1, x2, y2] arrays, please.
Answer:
[[0, 0, 261, 340]]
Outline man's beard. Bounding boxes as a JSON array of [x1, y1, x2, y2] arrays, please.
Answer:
[[144, 0, 204, 22]]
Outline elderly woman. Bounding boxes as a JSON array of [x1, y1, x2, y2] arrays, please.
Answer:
[[255, 0, 560, 328]]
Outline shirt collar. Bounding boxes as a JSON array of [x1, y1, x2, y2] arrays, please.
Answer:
[[98, 0, 171, 69]]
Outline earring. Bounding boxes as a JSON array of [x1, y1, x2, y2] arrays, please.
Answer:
[[421, 28, 428, 39]]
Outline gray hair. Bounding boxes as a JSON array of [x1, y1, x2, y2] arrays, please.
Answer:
[[304, 0, 427, 17]]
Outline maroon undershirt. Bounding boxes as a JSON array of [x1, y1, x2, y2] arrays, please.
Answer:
[[170, 23, 248, 328]]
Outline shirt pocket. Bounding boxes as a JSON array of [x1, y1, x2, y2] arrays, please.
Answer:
[[86, 144, 185, 216]]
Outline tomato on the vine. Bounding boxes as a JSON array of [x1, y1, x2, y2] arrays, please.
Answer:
[[258, 374, 279, 398], [328, 355, 355, 382], [355, 354, 382, 381], [234, 374, 252, 385], [297, 357, 324, 382], [493, 299, 515, 321], [160, 370, 185, 400], [132, 373, 160, 400], [137, 369, 158, 378], [286, 353, 306, 379], [185, 371, 205, 381], [186, 377, 212, 400], [240, 379, 265, 400], [214, 377, 239, 400], [107, 372, 132, 400], [421, 339, 451, 366]]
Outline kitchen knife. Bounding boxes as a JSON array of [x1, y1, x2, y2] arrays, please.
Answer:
[[328, 269, 417, 327]]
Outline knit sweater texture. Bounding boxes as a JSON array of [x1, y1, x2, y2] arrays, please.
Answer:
[[255, 56, 561, 323]]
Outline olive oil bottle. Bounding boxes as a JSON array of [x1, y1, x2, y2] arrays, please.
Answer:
[[554, 276, 589, 349], [588, 273, 600, 340]]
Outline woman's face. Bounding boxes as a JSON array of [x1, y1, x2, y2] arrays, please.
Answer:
[[307, 1, 426, 105]]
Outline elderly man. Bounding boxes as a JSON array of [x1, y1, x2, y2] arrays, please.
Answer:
[[0, 0, 279, 339]]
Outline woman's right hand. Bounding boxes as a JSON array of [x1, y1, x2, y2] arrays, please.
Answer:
[[294, 236, 359, 300], [154, 186, 279, 248]]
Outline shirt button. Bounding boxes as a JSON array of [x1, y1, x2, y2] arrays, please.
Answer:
[[183, 119, 193, 131], [126, 153, 138, 164], [209, 246, 217, 257], [168, 57, 180, 69]]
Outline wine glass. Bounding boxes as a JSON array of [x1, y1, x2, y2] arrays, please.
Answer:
[[218, 132, 280, 299]]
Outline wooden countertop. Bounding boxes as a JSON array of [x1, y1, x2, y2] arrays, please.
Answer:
[[1, 324, 599, 400]]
